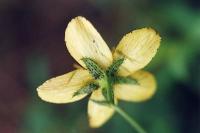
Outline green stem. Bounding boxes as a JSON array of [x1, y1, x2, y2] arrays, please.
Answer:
[[111, 105, 147, 133]]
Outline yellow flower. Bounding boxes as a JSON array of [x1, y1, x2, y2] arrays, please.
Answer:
[[37, 16, 161, 128]]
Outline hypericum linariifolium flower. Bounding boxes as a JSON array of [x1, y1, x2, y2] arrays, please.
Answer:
[[37, 16, 161, 132]]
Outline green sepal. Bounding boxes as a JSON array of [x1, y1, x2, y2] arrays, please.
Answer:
[[102, 88, 114, 104], [82, 58, 105, 79], [114, 76, 139, 85], [90, 99, 111, 106], [106, 58, 124, 76], [73, 82, 99, 97]]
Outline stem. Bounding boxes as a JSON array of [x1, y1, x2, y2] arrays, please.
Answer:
[[111, 105, 147, 133]]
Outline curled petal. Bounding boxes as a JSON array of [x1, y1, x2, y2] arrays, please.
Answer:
[[65, 16, 113, 69], [37, 69, 92, 104], [114, 70, 156, 102], [88, 89, 115, 128], [113, 28, 161, 76]]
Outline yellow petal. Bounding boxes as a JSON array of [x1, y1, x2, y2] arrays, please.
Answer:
[[88, 89, 115, 128], [37, 69, 93, 104], [114, 70, 156, 102], [65, 16, 113, 69], [113, 28, 161, 76]]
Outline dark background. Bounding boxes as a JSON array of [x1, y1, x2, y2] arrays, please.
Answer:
[[0, 0, 200, 133]]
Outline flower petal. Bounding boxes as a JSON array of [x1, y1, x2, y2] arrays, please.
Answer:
[[37, 69, 93, 104], [88, 89, 115, 128], [113, 28, 161, 76], [114, 70, 156, 102], [65, 16, 113, 69]]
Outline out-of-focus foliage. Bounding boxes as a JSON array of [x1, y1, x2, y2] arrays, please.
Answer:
[[0, 0, 199, 133]]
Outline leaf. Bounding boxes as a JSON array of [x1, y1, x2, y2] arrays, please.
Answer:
[[102, 82, 115, 104], [82, 58, 106, 79], [106, 58, 125, 76], [73, 82, 99, 97], [114, 76, 139, 85]]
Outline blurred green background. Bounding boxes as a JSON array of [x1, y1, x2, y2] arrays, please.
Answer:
[[0, 0, 199, 133]]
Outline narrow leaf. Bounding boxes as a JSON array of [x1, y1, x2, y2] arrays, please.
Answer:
[[73, 82, 99, 97], [114, 76, 139, 85], [107, 58, 124, 76], [82, 58, 105, 79], [102, 84, 114, 104]]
